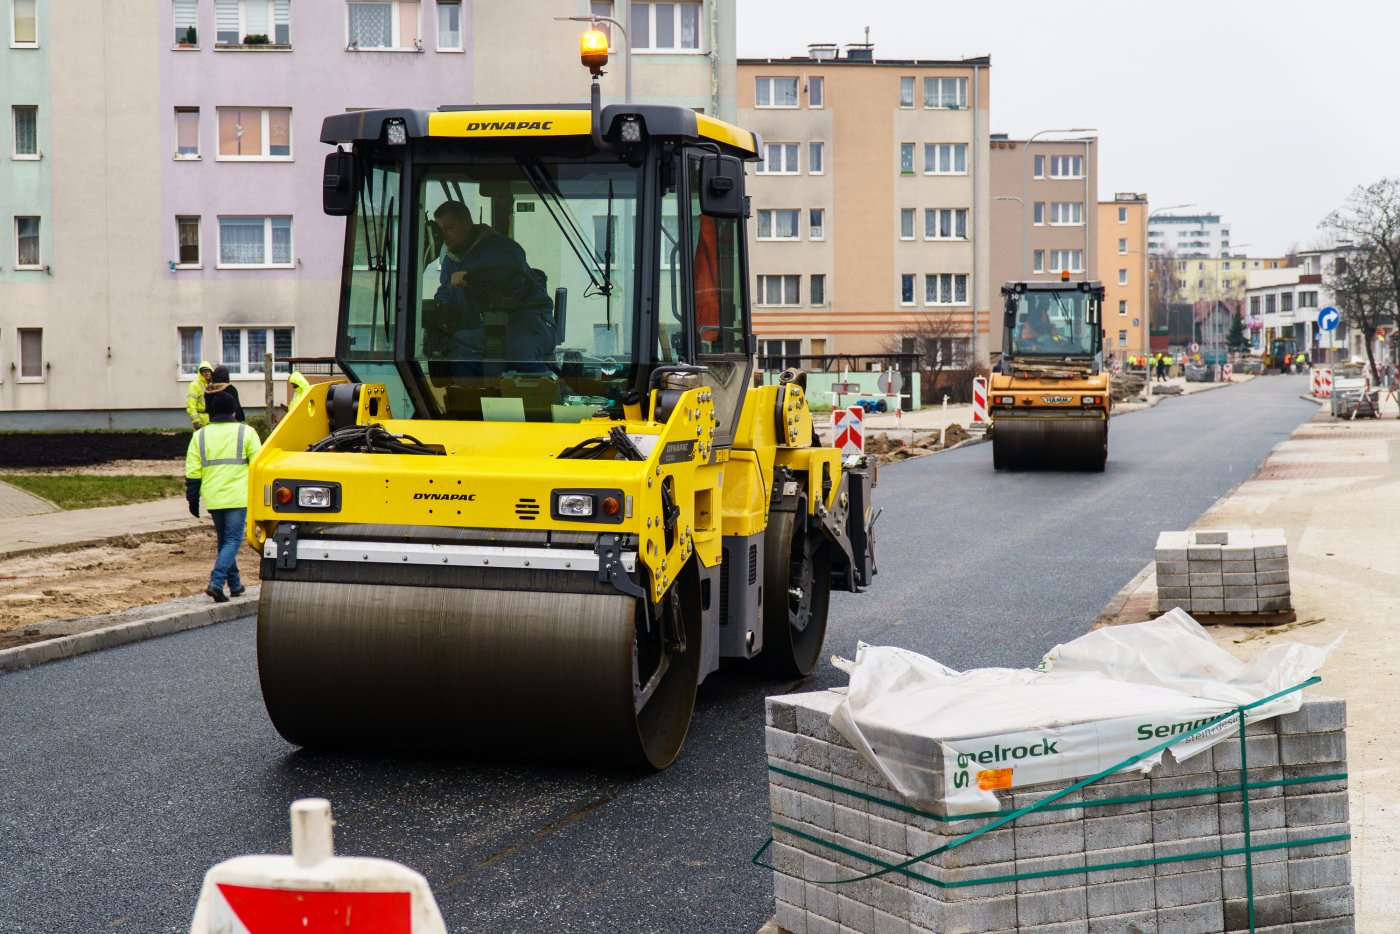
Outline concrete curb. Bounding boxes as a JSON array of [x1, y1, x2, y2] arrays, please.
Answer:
[[1092, 560, 1155, 629], [0, 590, 257, 675], [0, 523, 205, 564]]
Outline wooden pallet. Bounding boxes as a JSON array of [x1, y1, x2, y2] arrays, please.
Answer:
[[1150, 602, 1296, 626]]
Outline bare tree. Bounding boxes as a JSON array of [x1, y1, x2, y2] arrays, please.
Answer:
[[1321, 178, 1400, 379], [1149, 250, 1181, 331], [884, 309, 979, 403]]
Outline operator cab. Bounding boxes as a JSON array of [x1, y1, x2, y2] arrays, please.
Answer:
[[1001, 279, 1105, 365], [322, 104, 758, 442]]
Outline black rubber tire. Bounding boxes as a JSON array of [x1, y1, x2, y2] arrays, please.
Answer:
[[761, 509, 831, 678]]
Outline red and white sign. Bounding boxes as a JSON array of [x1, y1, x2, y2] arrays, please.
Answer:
[[971, 377, 989, 424], [1222, 363, 1233, 381], [209, 885, 412, 933], [1311, 366, 1333, 398], [833, 406, 864, 455]]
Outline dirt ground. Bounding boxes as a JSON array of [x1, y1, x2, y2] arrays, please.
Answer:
[[2, 458, 186, 477]]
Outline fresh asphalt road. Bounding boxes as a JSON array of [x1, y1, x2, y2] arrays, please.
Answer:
[[0, 375, 1318, 933]]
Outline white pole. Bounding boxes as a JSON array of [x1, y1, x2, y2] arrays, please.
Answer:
[[941, 394, 949, 447]]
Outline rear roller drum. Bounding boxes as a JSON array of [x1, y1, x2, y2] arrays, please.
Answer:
[[992, 419, 1107, 472], [761, 508, 831, 677]]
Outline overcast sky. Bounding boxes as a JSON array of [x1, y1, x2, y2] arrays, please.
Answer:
[[736, 0, 1400, 257]]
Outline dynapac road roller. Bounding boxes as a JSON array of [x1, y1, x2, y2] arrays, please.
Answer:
[[245, 43, 876, 769], [989, 276, 1110, 471]]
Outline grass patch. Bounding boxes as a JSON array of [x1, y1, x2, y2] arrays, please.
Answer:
[[0, 474, 183, 510]]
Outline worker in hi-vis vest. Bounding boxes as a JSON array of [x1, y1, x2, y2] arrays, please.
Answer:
[[288, 370, 311, 408], [185, 389, 262, 603], [185, 361, 213, 428]]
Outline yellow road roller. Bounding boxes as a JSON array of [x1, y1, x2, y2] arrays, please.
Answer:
[[245, 51, 876, 769], [989, 277, 1110, 471]]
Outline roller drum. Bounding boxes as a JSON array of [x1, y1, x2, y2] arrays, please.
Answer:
[[992, 417, 1107, 471]]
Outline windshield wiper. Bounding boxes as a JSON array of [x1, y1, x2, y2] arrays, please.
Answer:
[[520, 159, 612, 297]]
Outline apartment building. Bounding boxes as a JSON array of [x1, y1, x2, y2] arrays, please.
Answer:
[[1241, 247, 1390, 363], [737, 46, 992, 369], [0, 0, 734, 427], [988, 134, 1097, 354], [1168, 255, 1288, 305], [1097, 193, 1148, 363], [1147, 212, 1231, 258]]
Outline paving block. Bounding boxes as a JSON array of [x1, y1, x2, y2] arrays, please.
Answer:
[[828, 744, 888, 787], [1212, 734, 1280, 771], [1279, 732, 1347, 766], [805, 912, 839, 934], [793, 693, 846, 744], [923, 827, 1016, 871], [1158, 747, 1215, 776], [832, 802, 869, 844], [934, 861, 1017, 900], [1281, 763, 1348, 797], [1286, 822, 1352, 857], [1188, 572, 1223, 586], [799, 792, 837, 830], [1151, 772, 1221, 808], [928, 894, 1017, 933], [870, 906, 910, 934], [1223, 892, 1292, 931], [1086, 811, 1153, 850], [1013, 815, 1084, 859], [1011, 789, 1083, 826], [1156, 573, 1190, 587], [1154, 837, 1223, 875], [767, 726, 799, 762], [1017, 888, 1089, 926], [803, 855, 842, 920], [1155, 559, 1189, 576], [1191, 598, 1225, 612], [1086, 843, 1155, 883], [767, 696, 799, 732], [1088, 910, 1158, 933], [1222, 859, 1289, 899], [1188, 544, 1223, 559], [1155, 867, 1223, 908], [1157, 586, 1191, 601], [1192, 530, 1231, 545], [775, 897, 806, 934], [1256, 583, 1291, 598], [1151, 800, 1221, 841], [1291, 885, 1355, 922], [1220, 827, 1289, 867], [1086, 877, 1153, 918], [1289, 853, 1352, 891], [1257, 596, 1293, 612], [1254, 569, 1290, 585], [773, 786, 805, 822], [837, 893, 875, 932], [1155, 900, 1224, 933], [1289, 918, 1359, 933], [1035, 921, 1091, 934], [1190, 585, 1224, 599], [1284, 791, 1350, 828], [1277, 697, 1346, 734], [1221, 571, 1257, 585], [868, 813, 908, 854], [1222, 584, 1258, 598], [775, 868, 807, 910], [1221, 543, 1255, 560], [1015, 851, 1087, 893], [1219, 796, 1285, 832], [1254, 555, 1289, 569], [1154, 546, 1188, 563], [1224, 598, 1260, 613], [1155, 530, 1190, 547]]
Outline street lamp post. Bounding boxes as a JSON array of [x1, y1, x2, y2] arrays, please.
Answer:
[[1021, 128, 1096, 279], [555, 14, 631, 103]]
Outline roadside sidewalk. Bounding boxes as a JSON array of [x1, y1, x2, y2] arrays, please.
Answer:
[[0, 479, 59, 520], [0, 497, 203, 561], [1098, 400, 1400, 928]]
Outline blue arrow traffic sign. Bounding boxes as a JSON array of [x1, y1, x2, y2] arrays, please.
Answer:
[[1318, 307, 1341, 331]]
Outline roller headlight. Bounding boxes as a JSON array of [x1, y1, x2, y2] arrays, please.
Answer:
[[556, 493, 595, 517], [298, 486, 334, 508]]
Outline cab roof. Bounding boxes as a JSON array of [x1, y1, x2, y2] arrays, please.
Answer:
[[321, 104, 759, 159]]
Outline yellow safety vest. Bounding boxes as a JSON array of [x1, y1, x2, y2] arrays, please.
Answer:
[[185, 421, 262, 510]]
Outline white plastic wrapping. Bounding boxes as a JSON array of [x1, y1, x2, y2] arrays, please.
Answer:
[[829, 610, 1340, 815]]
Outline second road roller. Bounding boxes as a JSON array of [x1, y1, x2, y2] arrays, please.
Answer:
[[243, 36, 877, 769]]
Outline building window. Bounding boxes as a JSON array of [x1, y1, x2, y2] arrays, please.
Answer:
[[760, 339, 802, 370], [899, 76, 914, 108], [11, 0, 36, 45], [1118, 268, 1127, 286], [174, 0, 199, 45], [436, 0, 460, 50], [808, 76, 824, 108], [922, 77, 967, 108], [924, 273, 968, 305], [755, 142, 799, 174], [1299, 290, 1318, 308], [923, 143, 967, 175], [899, 143, 914, 175], [216, 0, 292, 46], [216, 107, 292, 159], [1032, 250, 1044, 273], [1178, 260, 1186, 271], [1265, 294, 1276, 314], [810, 274, 826, 305], [1281, 293, 1294, 312], [1050, 202, 1083, 226], [1250, 296, 1261, 315], [900, 274, 915, 305], [1032, 202, 1044, 226], [755, 76, 799, 108], [756, 275, 800, 306], [808, 141, 824, 174], [347, 0, 417, 50], [1033, 154, 1044, 178], [1222, 279, 1231, 289], [12, 105, 37, 157], [15, 216, 40, 267], [899, 208, 915, 240], [1176, 279, 1186, 289], [1119, 300, 1127, 316], [175, 216, 202, 266], [218, 216, 293, 267], [631, 1, 702, 51], [1118, 238, 1127, 254], [18, 328, 42, 380], [175, 107, 200, 158], [589, 2, 613, 44], [809, 208, 824, 241], [1118, 206, 1127, 223], [221, 326, 294, 375], [179, 327, 205, 376], [924, 208, 968, 240], [1049, 250, 1082, 273], [1222, 261, 1232, 270], [1049, 155, 1084, 178], [1119, 329, 1128, 344], [757, 208, 800, 240]]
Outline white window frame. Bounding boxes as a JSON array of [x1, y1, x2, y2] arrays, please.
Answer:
[[174, 0, 199, 46], [807, 76, 824, 109], [1117, 206, 1127, 223], [215, 107, 293, 161], [178, 326, 205, 378], [756, 208, 800, 241], [924, 273, 969, 306], [631, 1, 704, 53], [17, 327, 43, 382], [1119, 300, 1128, 316], [11, 0, 37, 47], [807, 141, 824, 175], [898, 143, 914, 175], [898, 76, 915, 108], [346, 0, 419, 51], [217, 215, 294, 268], [216, 0, 292, 47], [1118, 329, 1128, 344], [755, 274, 800, 307], [922, 76, 967, 109], [923, 143, 967, 175], [1118, 237, 1127, 254], [11, 105, 39, 159], [14, 215, 41, 269], [220, 326, 295, 376], [1118, 268, 1128, 286], [1049, 202, 1083, 226], [1049, 155, 1084, 179], [1049, 249, 1083, 273], [754, 77, 799, 109], [924, 208, 968, 241], [899, 208, 915, 241], [174, 107, 200, 160], [810, 274, 826, 306], [176, 215, 203, 268], [809, 208, 825, 241], [435, 0, 461, 51], [755, 142, 799, 175], [899, 274, 915, 306]]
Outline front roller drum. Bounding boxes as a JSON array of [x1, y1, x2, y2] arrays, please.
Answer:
[[992, 417, 1107, 472], [257, 577, 700, 769]]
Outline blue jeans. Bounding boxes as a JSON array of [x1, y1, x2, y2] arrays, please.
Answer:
[[209, 507, 247, 592]]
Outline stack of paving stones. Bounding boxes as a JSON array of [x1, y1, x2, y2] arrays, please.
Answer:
[[1155, 529, 1292, 615], [765, 689, 1352, 933]]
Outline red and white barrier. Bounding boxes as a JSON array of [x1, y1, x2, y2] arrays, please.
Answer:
[[189, 799, 447, 934], [1111, 360, 1123, 377], [832, 406, 864, 455], [971, 377, 988, 424], [1222, 363, 1233, 381], [1311, 366, 1333, 398]]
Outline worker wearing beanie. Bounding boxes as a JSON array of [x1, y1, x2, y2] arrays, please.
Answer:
[[185, 361, 214, 429], [185, 389, 262, 603]]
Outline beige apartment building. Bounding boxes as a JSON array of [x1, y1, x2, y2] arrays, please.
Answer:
[[737, 47, 992, 369], [1169, 255, 1289, 305], [1098, 194, 1149, 363], [988, 134, 1098, 355]]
